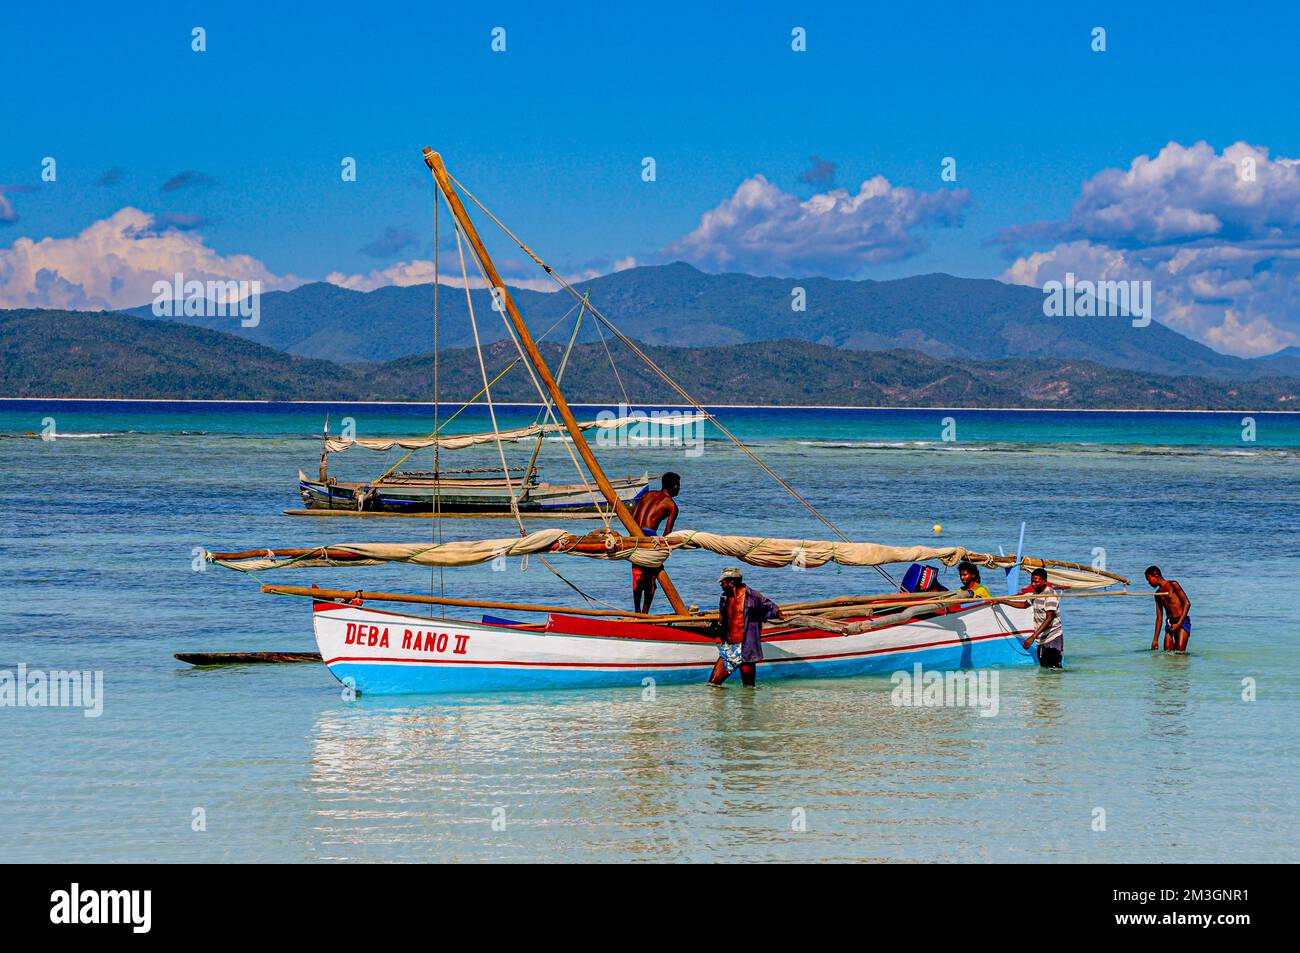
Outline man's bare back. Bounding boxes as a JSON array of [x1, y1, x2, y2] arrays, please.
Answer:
[[629, 473, 680, 613], [630, 489, 677, 536]]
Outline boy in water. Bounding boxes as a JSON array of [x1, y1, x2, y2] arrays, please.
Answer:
[[1146, 566, 1191, 652]]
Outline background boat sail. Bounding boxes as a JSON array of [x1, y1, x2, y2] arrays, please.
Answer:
[[295, 305, 706, 515], [297, 413, 704, 514], [196, 148, 1130, 694]]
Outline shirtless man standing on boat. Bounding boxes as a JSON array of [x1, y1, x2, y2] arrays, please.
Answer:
[[708, 567, 783, 687], [629, 472, 680, 613], [1146, 566, 1192, 652]]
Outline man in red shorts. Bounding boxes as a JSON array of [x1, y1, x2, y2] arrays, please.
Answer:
[[628, 472, 679, 613]]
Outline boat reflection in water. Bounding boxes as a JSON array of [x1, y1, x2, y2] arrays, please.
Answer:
[[303, 673, 1066, 862]]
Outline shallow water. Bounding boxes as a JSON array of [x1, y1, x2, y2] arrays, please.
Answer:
[[1, 401, 1297, 862]]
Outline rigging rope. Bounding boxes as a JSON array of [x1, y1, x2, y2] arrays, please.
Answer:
[[432, 182, 444, 605], [452, 223, 615, 610], [454, 224, 526, 534], [442, 168, 898, 587], [452, 221, 611, 532], [368, 302, 584, 483], [592, 304, 631, 407], [519, 294, 586, 501]]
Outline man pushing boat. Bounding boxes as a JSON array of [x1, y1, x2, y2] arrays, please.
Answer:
[[1007, 568, 1064, 668], [629, 472, 680, 612], [1145, 566, 1192, 652], [707, 567, 783, 686]]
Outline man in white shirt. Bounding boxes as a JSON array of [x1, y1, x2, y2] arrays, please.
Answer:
[[1009, 568, 1063, 668]]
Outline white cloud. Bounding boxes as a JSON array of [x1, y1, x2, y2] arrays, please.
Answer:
[[0, 208, 301, 311], [324, 257, 631, 293], [325, 259, 446, 292], [662, 174, 970, 277], [0, 206, 636, 311], [1002, 141, 1300, 248], [1001, 142, 1300, 356]]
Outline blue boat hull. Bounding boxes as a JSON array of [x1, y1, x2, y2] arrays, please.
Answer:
[[329, 635, 1033, 694]]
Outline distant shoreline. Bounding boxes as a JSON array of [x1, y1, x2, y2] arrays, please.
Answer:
[[1, 396, 1295, 414]]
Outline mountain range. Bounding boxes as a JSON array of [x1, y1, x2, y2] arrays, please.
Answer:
[[125, 263, 1300, 380], [3, 307, 1298, 409]]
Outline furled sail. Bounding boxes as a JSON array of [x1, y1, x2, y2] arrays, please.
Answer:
[[209, 529, 574, 572], [323, 414, 708, 453], [205, 528, 1129, 588]]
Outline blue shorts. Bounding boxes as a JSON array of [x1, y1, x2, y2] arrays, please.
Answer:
[[1166, 613, 1191, 634], [718, 642, 743, 674]]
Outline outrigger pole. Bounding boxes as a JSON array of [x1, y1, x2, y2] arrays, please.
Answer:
[[422, 148, 688, 614]]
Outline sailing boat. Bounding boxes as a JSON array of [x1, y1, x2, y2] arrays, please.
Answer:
[[297, 417, 666, 515], [297, 464, 649, 514], [198, 149, 1130, 694], [294, 283, 706, 516]]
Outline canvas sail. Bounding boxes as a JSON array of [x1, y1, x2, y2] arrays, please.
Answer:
[[205, 528, 1128, 588], [322, 414, 707, 453]]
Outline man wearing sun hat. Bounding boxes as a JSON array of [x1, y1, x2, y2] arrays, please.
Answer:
[[707, 567, 783, 687]]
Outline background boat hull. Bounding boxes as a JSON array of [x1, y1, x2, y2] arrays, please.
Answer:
[[298, 475, 648, 513]]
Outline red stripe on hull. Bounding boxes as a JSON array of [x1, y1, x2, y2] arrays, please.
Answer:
[[545, 613, 716, 643]]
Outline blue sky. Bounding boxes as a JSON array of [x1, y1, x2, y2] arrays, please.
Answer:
[[3, 0, 1299, 354]]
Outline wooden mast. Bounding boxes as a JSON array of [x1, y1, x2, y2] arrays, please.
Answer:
[[422, 148, 688, 614]]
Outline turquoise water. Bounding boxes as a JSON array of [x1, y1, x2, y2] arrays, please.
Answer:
[[1, 400, 1297, 862]]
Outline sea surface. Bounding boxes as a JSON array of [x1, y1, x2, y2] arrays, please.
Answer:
[[1, 400, 1297, 862]]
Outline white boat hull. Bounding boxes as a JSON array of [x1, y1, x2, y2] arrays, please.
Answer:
[[311, 599, 1038, 694]]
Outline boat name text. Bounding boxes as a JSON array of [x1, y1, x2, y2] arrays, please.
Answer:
[[343, 623, 470, 655]]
